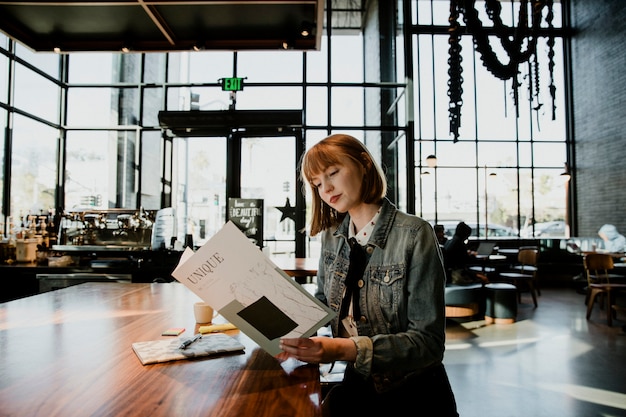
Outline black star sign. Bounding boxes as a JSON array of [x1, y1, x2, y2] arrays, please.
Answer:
[[276, 197, 297, 222]]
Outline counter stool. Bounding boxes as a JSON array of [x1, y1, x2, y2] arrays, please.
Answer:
[[485, 283, 518, 324], [445, 283, 485, 318]]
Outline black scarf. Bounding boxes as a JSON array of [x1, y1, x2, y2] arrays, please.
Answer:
[[340, 237, 369, 321]]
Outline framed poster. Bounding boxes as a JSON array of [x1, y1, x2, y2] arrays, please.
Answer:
[[227, 198, 263, 248]]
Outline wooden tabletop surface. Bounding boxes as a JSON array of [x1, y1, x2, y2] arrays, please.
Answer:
[[0, 282, 322, 417], [271, 257, 319, 278]]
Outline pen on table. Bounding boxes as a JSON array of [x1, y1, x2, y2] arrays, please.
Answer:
[[179, 333, 202, 350]]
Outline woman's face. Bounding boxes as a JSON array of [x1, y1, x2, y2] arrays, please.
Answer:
[[310, 159, 364, 214]]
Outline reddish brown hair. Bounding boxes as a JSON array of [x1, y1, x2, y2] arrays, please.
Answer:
[[300, 134, 387, 235]]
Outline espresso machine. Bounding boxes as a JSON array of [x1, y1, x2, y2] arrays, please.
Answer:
[[54, 208, 156, 251], [33, 207, 180, 291]]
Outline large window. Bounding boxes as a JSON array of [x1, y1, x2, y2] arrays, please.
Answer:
[[0, 1, 570, 252], [65, 131, 111, 209], [412, 0, 568, 238], [10, 115, 57, 217]]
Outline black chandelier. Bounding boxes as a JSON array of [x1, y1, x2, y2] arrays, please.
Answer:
[[448, 0, 556, 142]]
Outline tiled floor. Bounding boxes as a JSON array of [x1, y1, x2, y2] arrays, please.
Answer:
[[444, 286, 626, 417]]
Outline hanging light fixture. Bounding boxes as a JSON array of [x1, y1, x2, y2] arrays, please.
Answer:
[[121, 41, 132, 53], [560, 162, 571, 182], [426, 154, 438, 168], [192, 41, 205, 52], [448, 0, 556, 142], [300, 21, 313, 38]]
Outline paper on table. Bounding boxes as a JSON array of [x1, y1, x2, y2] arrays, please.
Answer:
[[161, 327, 185, 336], [132, 333, 245, 365], [198, 323, 238, 334], [171, 221, 335, 356]]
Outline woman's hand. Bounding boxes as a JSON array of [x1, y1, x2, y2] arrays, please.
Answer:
[[279, 336, 357, 364]]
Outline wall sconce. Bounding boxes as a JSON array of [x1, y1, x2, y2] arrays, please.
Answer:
[[425, 154, 437, 168], [560, 163, 571, 182]]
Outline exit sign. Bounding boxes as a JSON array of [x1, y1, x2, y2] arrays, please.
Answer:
[[220, 77, 245, 91]]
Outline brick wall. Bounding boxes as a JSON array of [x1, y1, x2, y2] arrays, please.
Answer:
[[570, 0, 626, 237]]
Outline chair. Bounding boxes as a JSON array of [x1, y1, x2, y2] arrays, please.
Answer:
[[445, 283, 485, 318], [484, 283, 518, 324], [509, 246, 541, 295], [583, 253, 626, 326], [498, 247, 540, 307]]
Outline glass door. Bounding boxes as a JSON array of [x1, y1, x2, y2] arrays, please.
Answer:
[[175, 136, 228, 248], [163, 109, 305, 254], [174, 130, 305, 257], [239, 134, 297, 259]]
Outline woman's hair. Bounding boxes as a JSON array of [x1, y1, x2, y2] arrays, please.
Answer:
[[300, 134, 387, 235]]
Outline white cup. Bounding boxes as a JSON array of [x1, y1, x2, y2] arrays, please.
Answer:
[[193, 302, 216, 324]]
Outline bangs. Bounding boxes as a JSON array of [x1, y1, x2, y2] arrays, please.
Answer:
[[301, 143, 343, 182]]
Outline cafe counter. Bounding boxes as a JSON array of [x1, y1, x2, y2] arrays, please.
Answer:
[[0, 249, 182, 303]]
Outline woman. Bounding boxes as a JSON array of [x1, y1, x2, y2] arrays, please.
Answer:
[[279, 134, 458, 416]]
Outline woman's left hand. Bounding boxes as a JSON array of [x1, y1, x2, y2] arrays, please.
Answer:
[[279, 336, 357, 364]]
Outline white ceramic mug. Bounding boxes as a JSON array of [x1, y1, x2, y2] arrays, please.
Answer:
[[193, 302, 217, 324]]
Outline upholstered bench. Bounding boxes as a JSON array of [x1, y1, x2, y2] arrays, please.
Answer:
[[484, 283, 518, 324], [444, 283, 485, 318]]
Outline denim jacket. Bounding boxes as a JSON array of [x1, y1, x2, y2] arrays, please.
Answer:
[[315, 198, 447, 392]]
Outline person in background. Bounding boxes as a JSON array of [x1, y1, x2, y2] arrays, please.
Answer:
[[279, 134, 458, 416], [597, 224, 626, 253], [442, 221, 488, 285], [434, 224, 448, 246]]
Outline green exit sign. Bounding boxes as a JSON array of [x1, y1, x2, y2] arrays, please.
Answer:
[[220, 77, 245, 91]]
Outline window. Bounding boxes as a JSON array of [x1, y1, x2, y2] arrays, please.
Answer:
[[0, 2, 571, 252], [13, 62, 60, 123], [413, 0, 567, 236], [10, 115, 57, 217]]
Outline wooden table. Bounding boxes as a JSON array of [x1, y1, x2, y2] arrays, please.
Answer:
[[496, 248, 519, 255], [582, 251, 626, 260], [496, 248, 520, 262], [0, 282, 322, 417], [271, 257, 319, 283], [474, 254, 507, 262], [471, 254, 508, 274]]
